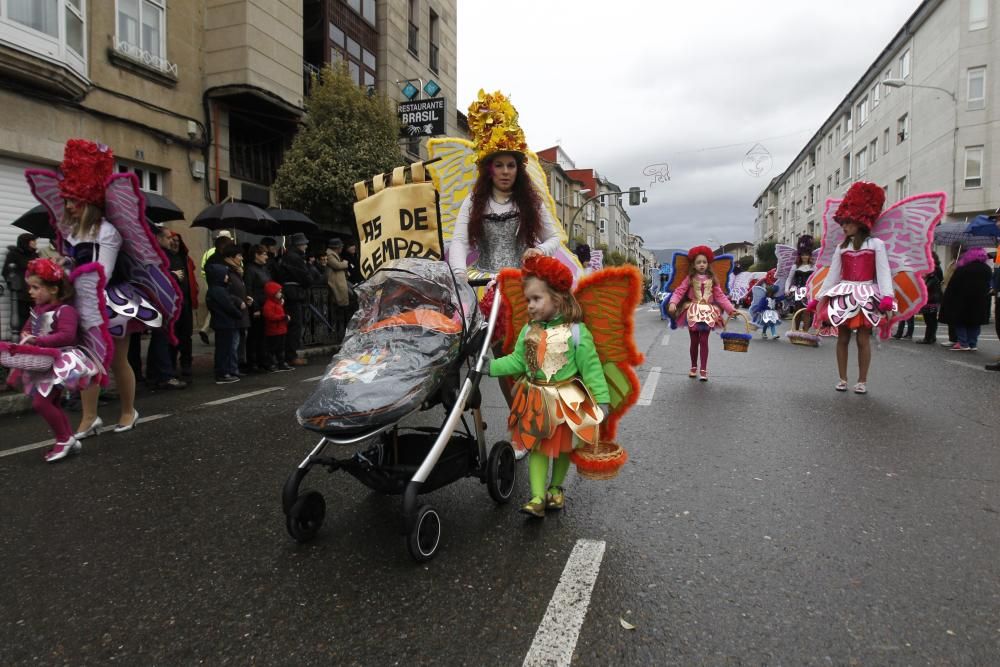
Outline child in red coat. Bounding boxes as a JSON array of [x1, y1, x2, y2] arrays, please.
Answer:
[[262, 281, 292, 372]]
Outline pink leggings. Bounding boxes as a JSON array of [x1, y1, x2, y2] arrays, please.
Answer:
[[32, 388, 72, 443], [688, 328, 710, 370]]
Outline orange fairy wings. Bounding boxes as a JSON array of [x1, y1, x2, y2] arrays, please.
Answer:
[[666, 252, 735, 293], [497, 265, 645, 439]]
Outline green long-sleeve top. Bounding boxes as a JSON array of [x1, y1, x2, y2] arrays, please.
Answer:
[[489, 317, 610, 403]]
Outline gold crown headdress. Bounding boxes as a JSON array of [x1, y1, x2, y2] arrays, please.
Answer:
[[467, 89, 528, 162]]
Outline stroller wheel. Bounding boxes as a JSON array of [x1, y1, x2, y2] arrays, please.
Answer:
[[407, 504, 441, 563], [486, 441, 517, 504], [286, 490, 326, 543]]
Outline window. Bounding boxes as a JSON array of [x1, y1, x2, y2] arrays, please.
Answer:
[[968, 66, 986, 110], [856, 97, 868, 128], [856, 148, 867, 175], [897, 114, 908, 143], [869, 138, 878, 164], [871, 82, 880, 108], [117, 163, 163, 194], [883, 128, 890, 154], [834, 169, 841, 187], [895, 175, 908, 200], [843, 154, 851, 178], [1, 0, 87, 76], [345, 0, 376, 26], [827, 175, 832, 192], [407, 0, 418, 57], [883, 69, 893, 96], [964, 146, 984, 188], [428, 9, 439, 73], [835, 125, 841, 144], [116, 0, 170, 72], [229, 113, 286, 186], [599, 219, 607, 234], [970, 0, 988, 30], [899, 49, 911, 79], [827, 134, 832, 152], [329, 20, 376, 89]]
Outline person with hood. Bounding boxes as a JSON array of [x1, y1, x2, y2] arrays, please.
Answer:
[[914, 251, 944, 345], [205, 263, 244, 384], [3, 233, 39, 336], [939, 246, 992, 351]]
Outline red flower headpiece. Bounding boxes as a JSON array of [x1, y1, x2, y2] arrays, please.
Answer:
[[26, 258, 64, 284], [764, 268, 777, 285], [522, 254, 573, 292], [834, 181, 885, 230], [58, 139, 114, 206], [687, 245, 715, 263]]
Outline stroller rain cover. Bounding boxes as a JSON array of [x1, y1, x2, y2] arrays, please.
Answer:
[[297, 258, 480, 435]]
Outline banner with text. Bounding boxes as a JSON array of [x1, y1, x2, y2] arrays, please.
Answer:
[[353, 162, 443, 279]]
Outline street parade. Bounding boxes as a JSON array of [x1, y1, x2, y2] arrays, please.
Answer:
[[0, 1, 998, 665]]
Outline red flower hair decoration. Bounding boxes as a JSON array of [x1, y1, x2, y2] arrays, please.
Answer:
[[522, 254, 573, 292], [26, 258, 64, 284], [58, 139, 115, 206], [687, 245, 715, 263], [834, 181, 885, 230]]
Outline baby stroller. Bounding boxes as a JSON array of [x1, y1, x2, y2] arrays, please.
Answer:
[[282, 258, 516, 562]]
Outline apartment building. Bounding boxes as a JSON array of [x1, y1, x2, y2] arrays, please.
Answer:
[[754, 0, 999, 258], [537, 145, 594, 243], [304, 0, 458, 161], [0, 1, 307, 339]]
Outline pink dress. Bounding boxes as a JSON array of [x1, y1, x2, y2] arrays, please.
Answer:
[[817, 237, 893, 329], [668, 274, 736, 330]]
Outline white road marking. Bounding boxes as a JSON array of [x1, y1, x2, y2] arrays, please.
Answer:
[[945, 359, 987, 371], [301, 374, 325, 383], [0, 414, 172, 458], [523, 539, 606, 667], [636, 366, 661, 406], [661, 333, 670, 346], [201, 387, 285, 406]]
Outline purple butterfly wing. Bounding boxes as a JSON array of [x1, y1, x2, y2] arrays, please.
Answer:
[[774, 244, 797, 295], [103, 173, 181, 343], [24, 169, 69, 244]]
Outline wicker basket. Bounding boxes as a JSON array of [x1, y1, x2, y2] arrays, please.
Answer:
[[785, 309, 820, 347], [571, 440, 628, 480], [720, 312, 752, 352], [0, 348, 54, 372]]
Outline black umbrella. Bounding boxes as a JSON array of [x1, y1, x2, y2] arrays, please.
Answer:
[[191, 201, 278, 236], [12, 205, 52, 238], [144, 193, 185, 223], [266, 208, 318, 235]]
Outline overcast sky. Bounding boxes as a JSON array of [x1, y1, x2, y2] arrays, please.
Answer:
[[456, 0, 922, 250]]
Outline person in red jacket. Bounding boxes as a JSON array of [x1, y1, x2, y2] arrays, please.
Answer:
[[262, 281, 292, 372]]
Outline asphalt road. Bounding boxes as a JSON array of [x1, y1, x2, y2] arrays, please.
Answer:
[[1, 306, 997, 665]]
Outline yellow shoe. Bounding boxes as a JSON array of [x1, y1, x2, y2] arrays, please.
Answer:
[[519, 497, 545, 518], [545, 487, 565, 511]]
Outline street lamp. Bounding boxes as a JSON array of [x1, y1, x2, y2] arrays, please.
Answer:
[[882, 77, 958, 211], [882, 78, 956, 102]]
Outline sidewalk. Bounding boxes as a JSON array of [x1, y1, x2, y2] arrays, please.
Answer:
[[0, 338, 338, 417]]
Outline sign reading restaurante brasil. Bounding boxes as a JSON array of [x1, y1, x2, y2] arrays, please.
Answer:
[[398, 98, 446, 138]]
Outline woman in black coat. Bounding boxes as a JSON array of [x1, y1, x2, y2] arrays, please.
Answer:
[[3, 233, 39, 333], [939, 247, 992, 350]]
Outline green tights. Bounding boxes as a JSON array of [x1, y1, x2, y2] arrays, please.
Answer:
[[528, 451, 571, 502]]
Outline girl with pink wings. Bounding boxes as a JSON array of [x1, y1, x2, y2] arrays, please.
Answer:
[[806, 182, 945, 394]]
